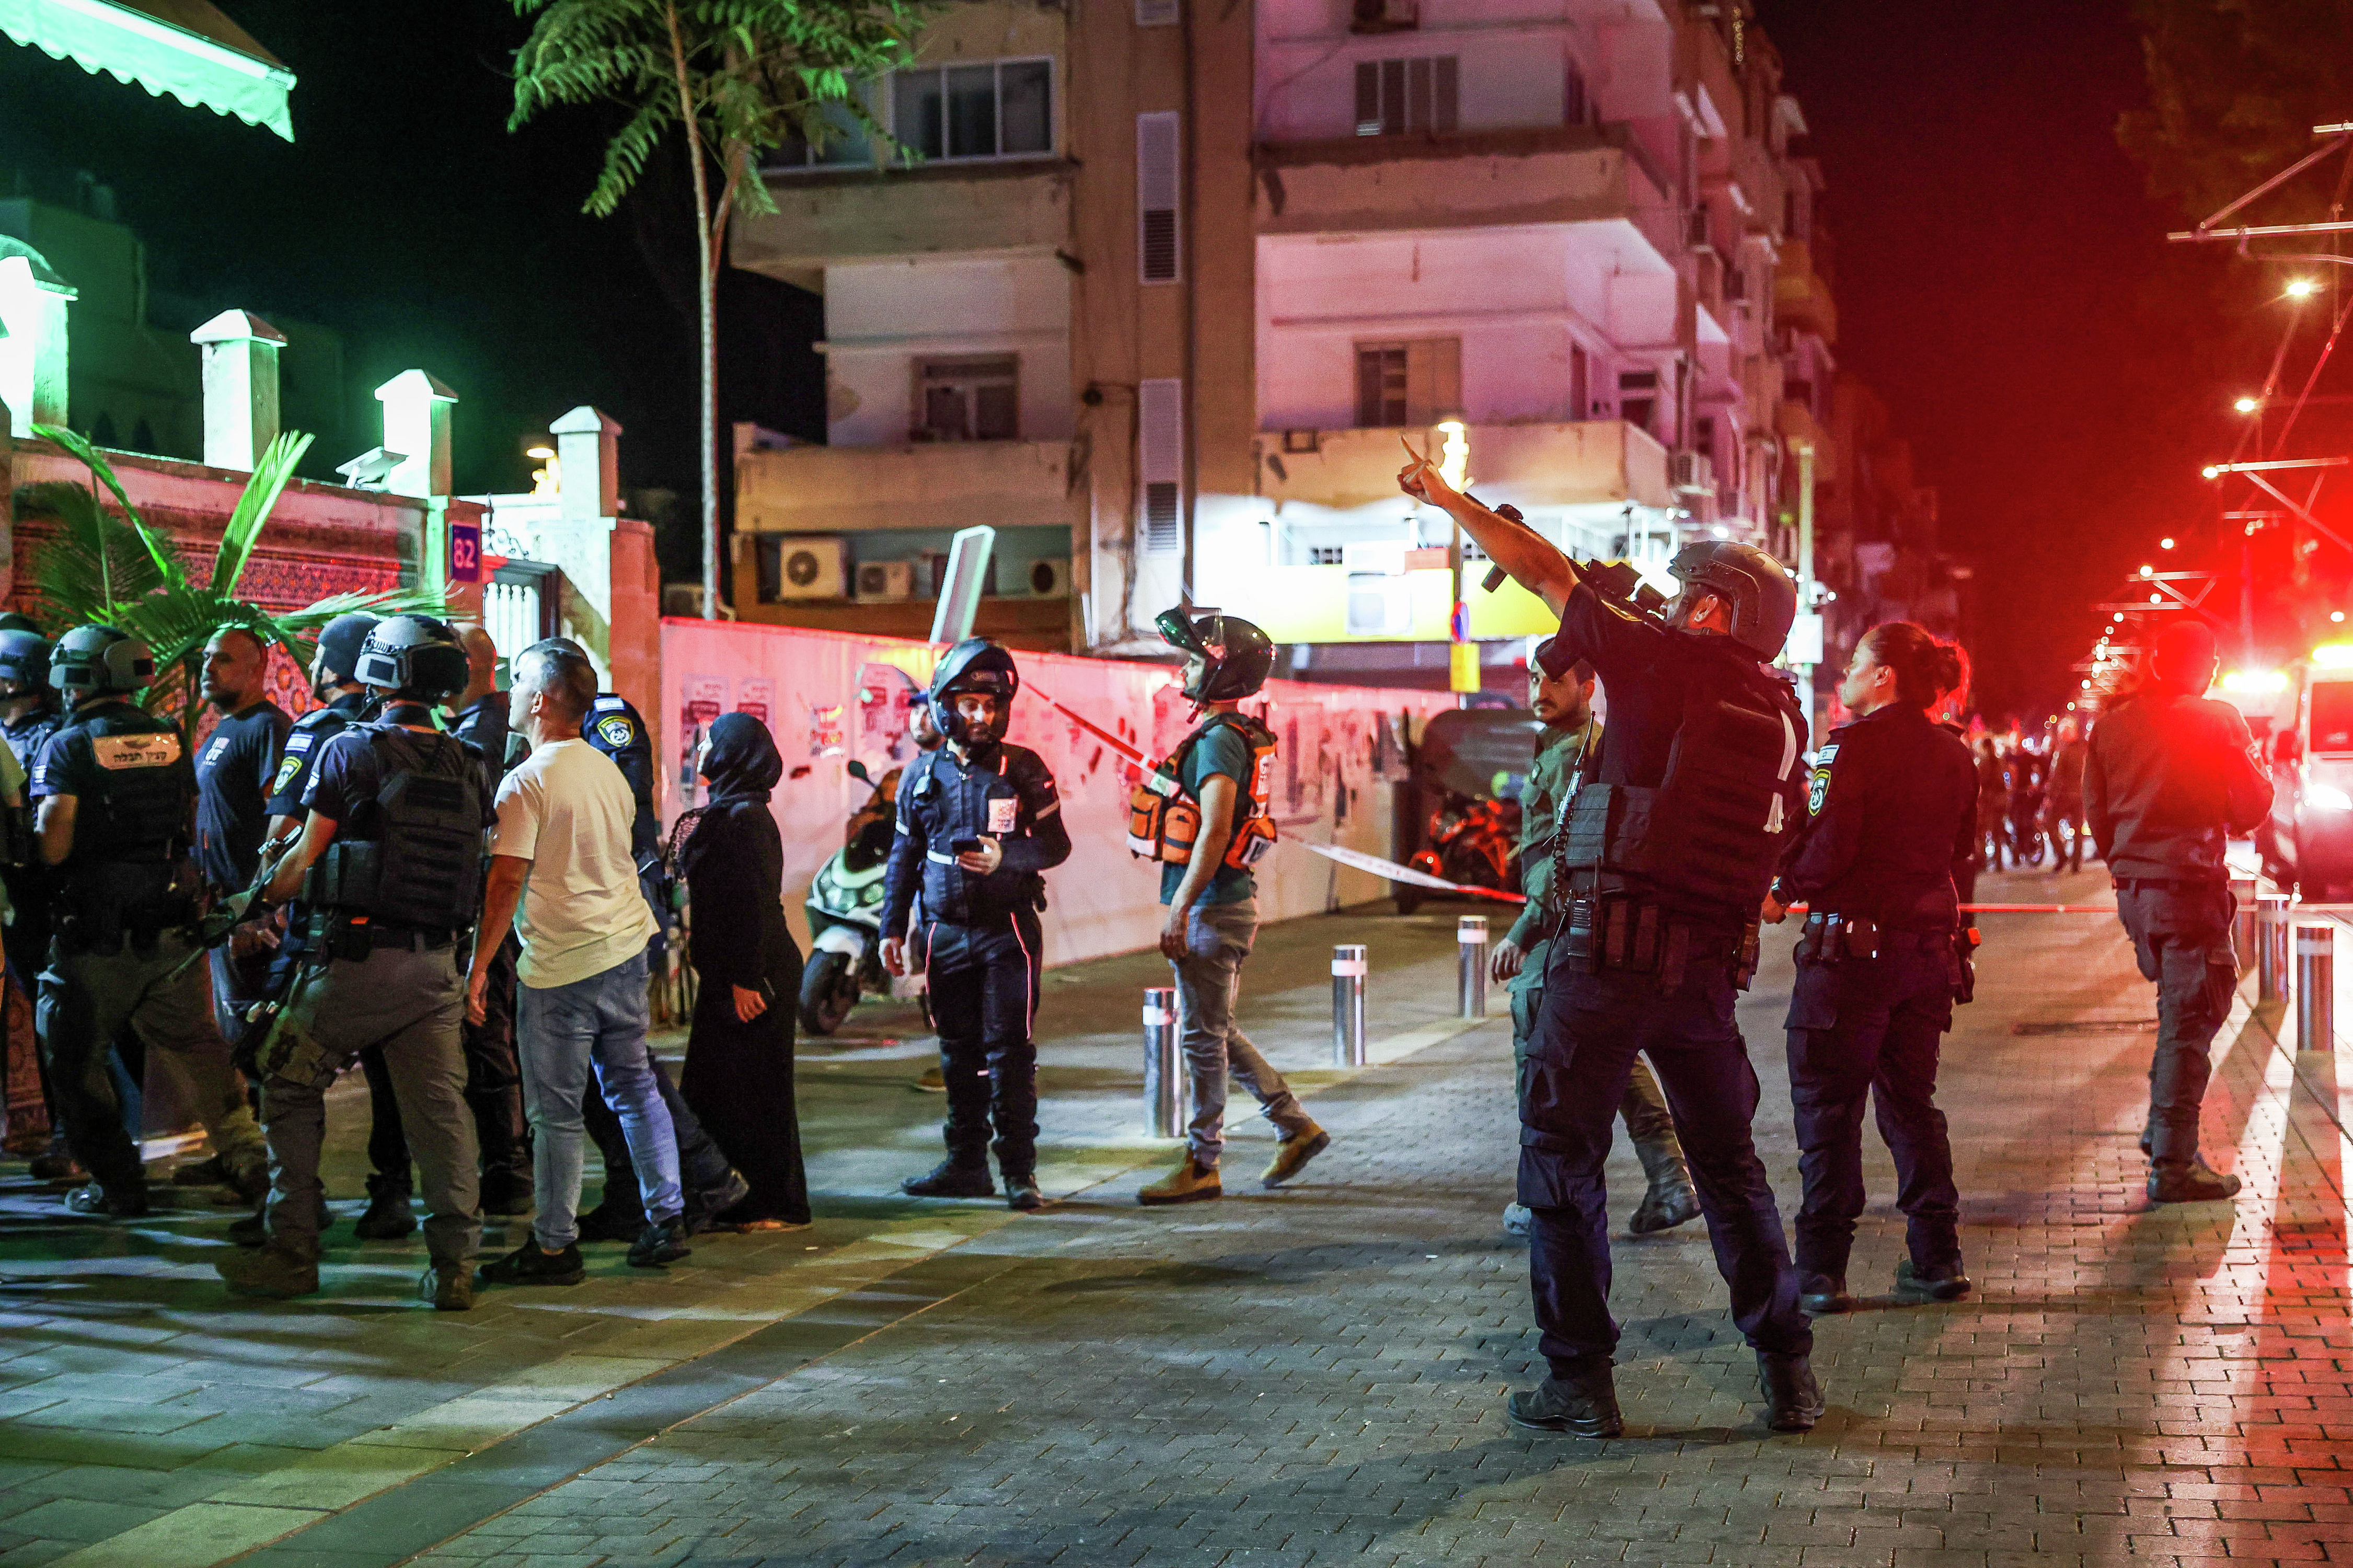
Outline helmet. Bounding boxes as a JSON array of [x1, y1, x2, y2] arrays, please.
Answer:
[[315, 612, 380, 687], [0, 627, 51, 690], [1156, 608, 1275, 703], [49, 624, 154, 697], [0, 614, 43, 637], [928, 638, 1019, 746], [355, 614, 469, 703], [1666, 541, 1798, 661]]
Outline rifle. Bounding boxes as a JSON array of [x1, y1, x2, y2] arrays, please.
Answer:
[[166, 839, 290, 983]]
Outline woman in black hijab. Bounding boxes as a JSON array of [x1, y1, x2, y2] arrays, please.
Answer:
[[674, 713, 810, 1228]]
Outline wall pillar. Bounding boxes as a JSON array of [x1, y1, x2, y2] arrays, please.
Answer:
[[0, 245, 74, 437], [189, 310, 285, 471], [551, 405, 621, 522], [376, 369, 457, 588]]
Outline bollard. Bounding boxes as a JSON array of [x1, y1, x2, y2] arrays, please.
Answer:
[[1332, 943, 1368, 1067], [2258, 893, 2290, 1003], [1457, 915, 1489, 1019], [2231, 877, 2258, 973], [2296, 923, 2335, 1052], [1142, 986, 1186, 1137]]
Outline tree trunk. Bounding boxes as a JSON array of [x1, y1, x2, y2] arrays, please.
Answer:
[[667, 4, 722, 621]]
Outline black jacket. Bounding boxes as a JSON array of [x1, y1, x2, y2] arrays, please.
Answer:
[[1776, 704, 1977, 931], [2084, 688, 2270, 881], [880, 741, 1070, 932]]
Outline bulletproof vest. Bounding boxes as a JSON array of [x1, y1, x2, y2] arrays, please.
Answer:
[[70, 712, 191, 869], [303, 724, 483, 930], [1555, 659, 1804, 915], [1126, 712, 1278, 871]]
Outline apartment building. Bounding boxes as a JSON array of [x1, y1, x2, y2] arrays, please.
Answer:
[[729, 0, 1861, 679]]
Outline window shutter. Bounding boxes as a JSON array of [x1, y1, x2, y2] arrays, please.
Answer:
[[1137, 111, 1181, 284], [1137, 0, 1178, 26], [1355, 62, 1380, 135], [1138, 378, 1183, 554]]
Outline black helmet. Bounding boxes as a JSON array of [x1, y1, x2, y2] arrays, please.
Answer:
[[355, 614, 469, 704], [0, 627, 51, 690], [50, 624, 153, 697], [1157, 608, 1275, 703], [929, 637, 1019, 746], [315, 612, 380, 688], [0, 614, 43, 637], [1666, 540, 1798, 661]]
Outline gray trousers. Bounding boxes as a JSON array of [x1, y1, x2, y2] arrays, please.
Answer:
[[260, 945, 480, 1270], [38, 930, 267, 1196], [1171, 897, 1311, 1165], [2116, 883, 2237, 1165], [1510, 937, 1690, 1192]]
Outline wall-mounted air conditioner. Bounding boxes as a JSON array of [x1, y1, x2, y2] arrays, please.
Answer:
[[1669, 452, 1714, 495], [855, 560, 914, 601], [772, 536, 848, 600], [1026, 558, 1071, 597]]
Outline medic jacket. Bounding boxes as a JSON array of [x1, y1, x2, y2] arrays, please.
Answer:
[[1774, 704, 1977, 932], [2084, 688, 2271, 882], [880, 741, 1071, 931]]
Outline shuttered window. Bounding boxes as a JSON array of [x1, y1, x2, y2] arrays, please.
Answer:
[[1138, 378, 1183, 554], [1137, 111, 1181, 284], [1353, 338, 1460, 426], [1354, 55, 1458, 136]]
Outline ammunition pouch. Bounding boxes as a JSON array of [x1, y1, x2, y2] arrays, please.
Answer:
[[302, 840, 381, 916], [55, 861, 194, 957], [1555, 891, 1735, 993]]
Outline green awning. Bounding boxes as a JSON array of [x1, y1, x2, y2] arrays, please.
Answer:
[[0, 0, 294, 141]]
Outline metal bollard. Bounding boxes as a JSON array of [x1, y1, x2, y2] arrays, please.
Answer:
[[1458, 915, 1489, 1019], [2258, 894, 2290, 1003], [2296, 923, 2335, 1053], [1142, 986, 1186, 1137], [1332, 943, 1368, 1067], [2230, 877, 2258, 973]]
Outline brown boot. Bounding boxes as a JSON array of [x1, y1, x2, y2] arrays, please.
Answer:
[[1138, 1157, 1221, 1206], [1261, 1125, 1331, 1189]]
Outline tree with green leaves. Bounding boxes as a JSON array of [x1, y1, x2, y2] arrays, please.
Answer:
[[14, 425, 447, 745], [508, 0, 924, 620]]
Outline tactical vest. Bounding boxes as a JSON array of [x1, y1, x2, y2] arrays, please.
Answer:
[[1127, 712, 1278, 871], [72, 717, 191, 869], [1553, 662, 1804, 914], [302, 725, 484, 932]]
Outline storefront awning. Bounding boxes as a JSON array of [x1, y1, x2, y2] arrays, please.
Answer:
[[0, 0, 294, 141]]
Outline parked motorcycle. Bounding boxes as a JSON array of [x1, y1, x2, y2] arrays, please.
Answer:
[[1409, 792, 1522, 894], [800, 758, 901, 1035]]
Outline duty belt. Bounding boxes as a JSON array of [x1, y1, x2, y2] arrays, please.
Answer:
[[1557, 893, 1746, 992], [2112, 876, 2229, 893], [1798, 912, 1950, 963]]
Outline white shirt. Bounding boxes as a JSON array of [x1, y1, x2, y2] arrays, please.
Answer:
[[491, 737, 658, 989]]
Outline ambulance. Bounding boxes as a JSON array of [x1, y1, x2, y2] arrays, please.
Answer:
[[2250, 648, 2353, 896]]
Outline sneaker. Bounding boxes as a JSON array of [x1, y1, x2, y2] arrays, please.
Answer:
[[1261, 1125, 1330, 1189], [353, 1177, 417, 1241], [478, 1167, 535, 1217], [1502, 1202, 1532, 1240], [64, 1183, 147, 1218], [1138, 1157, 1221, 1206], [28, 1148, 84, 1182], [1505, 1369, 1624, 1437], [1004, 1174, 1044, 1212], [2149, 1158, 2242, 1204], [1893, 1259, 1971, 1304], [911, 1066, 947, 1093], [685, 1170, 752, 1234], [1628, 1178, 1700, 1235], [576, 1202, 646, 1242], [216, 1241, 319, 1299], [1756, 1351, 1825, 1433], [1798, 1273, 1856, 1315], [478, 1242, 586, 1286], [420, 1264, 476, 1312], [900, 1160, 997, 1199], [627, 1217, 691, 1269]]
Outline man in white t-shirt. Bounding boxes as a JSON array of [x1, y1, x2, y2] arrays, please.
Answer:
[[467, 641, 687, 1284]]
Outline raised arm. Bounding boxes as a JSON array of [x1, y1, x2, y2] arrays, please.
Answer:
[[1398, 442, 1581, 616]]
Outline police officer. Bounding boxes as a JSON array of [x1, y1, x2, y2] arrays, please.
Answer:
[[216, 616, 494, 1307], [880, 639, 1070, 1210], [31, 625, 269, 1216], [1133, 611, 1330, 1205], [1765, 621, 1978, 1315], [192, 628, 292, 1047], [0, 618, 73, 1180], [2084, 619, 2271, 1204], [1495, 642, 1698, 1241], [1402, 454, 1822, 1437]]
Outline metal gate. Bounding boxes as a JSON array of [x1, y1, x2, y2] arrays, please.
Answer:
[[482, 561, 558, 662]]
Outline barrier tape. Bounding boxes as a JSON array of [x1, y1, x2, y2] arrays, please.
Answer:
[[1296, 840, 1528, 904]]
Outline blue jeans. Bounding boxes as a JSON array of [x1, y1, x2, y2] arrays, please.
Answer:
[[518, 950, 680, 1248]]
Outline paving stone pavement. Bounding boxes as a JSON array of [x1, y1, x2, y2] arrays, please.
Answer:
[[3, 870, 2351, 1566]]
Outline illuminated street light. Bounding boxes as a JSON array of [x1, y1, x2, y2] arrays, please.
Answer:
[[2161, 537, 2176, 549], [2336, 611, 2348, 624], [2139, 564, 2153, 577], [2287, 278, 2321, 298], [2235, 396, 2262, 413], [2202, 465, 2222, 479]]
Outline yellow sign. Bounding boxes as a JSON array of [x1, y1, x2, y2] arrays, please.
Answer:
[[1449, 642, 1481, 693]]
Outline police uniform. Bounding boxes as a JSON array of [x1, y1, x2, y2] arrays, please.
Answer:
[[32, 698, 268, 1208], [449, 690, 529, 1206], [195, 698, 292, 1042], [3, 697, 64, 987], [1520, 582, 1813, 1387], [1773, 703, 1977, 1296], [881, 738, 1070, 1183], [1508, 714, 1694, 1229], [242, 705, 494, 1281]]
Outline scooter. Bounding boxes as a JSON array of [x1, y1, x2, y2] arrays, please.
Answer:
[[1409, 791, 1522, 894], [800, 758, 901, 1035]]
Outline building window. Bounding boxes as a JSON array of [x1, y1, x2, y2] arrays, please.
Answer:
[[1308, 545, 1345, 565], [1564, 55, 1591, 127], [913, 357, 1019, 442], [767, 86, 879, 168], [1570, 344, 1589, 421], [890, 59, 1053, 163], [1138, 111, 1181, 284], [1354, 337, 1460, 426], [1619, 368, 1658, 433], [1139, 377, 1184, 552], [1355, 56, 1458, 136]]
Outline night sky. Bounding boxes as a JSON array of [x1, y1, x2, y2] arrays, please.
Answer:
[[0, 1, 2293, 713]]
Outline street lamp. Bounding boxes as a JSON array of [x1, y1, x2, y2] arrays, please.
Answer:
[[2235, 396, 2262, 413], [2161, 537, 2176, 549], [2287, 277, 2321, 298]]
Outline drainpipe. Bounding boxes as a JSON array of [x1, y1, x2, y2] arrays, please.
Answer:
[[1794, 436, 1819, 735], [1179, 0, 1198, 602]]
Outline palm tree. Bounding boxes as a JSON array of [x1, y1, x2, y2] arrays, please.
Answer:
[[508, 0, 923, 620], [15, 424, 447, 745]]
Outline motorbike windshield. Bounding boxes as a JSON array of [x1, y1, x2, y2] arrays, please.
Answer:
[[1417, 710, 1547, 802]]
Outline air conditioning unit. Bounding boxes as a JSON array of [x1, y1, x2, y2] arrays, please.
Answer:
[[1669, 451, 1714, 495], [1345, 574, 1413, 637], [1349, 0, 1418, 31], [855, 560, 914, 601], [1026, 558, 1071, 597], [773, 536, 848, 600]]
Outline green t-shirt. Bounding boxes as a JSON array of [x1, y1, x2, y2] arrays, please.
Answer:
[[1159, 721, 1258, 907]]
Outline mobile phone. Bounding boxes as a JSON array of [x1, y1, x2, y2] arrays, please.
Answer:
[[951, 837, 983, 855]]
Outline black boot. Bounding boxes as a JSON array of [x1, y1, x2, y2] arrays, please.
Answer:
[[1628, 1175, 1700, 1235], [1002, 1173, 1044, 1212], [1757, 1352, 1825, 1433], [1506, 1366, 1623, 1437], [354, 1175, 417, 1241], [1798, 1273, 1856, 1315], [901, 1159, 995, 1198], [1893, 1259, 1970, 1304]]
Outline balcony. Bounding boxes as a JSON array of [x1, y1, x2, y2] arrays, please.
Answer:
[[734, 160, 1074, 283], [1253, 419, 1674, 514], [1253, 124, 1675, 258], [734, 438, 1081, 535], [1775, 238, 1837, 341]]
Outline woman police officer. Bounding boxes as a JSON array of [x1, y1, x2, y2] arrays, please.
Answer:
[[1763, 622, 1977, 1315]]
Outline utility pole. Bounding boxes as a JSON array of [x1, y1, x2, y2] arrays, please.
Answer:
[[1794, 438, 1820, 739]]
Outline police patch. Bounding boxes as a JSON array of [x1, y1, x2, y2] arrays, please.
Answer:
[[272, 753, 303, 794], [91, 733, 181, 770], [595, 714, 635, 749], [1806, 742, 1838, 817]]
